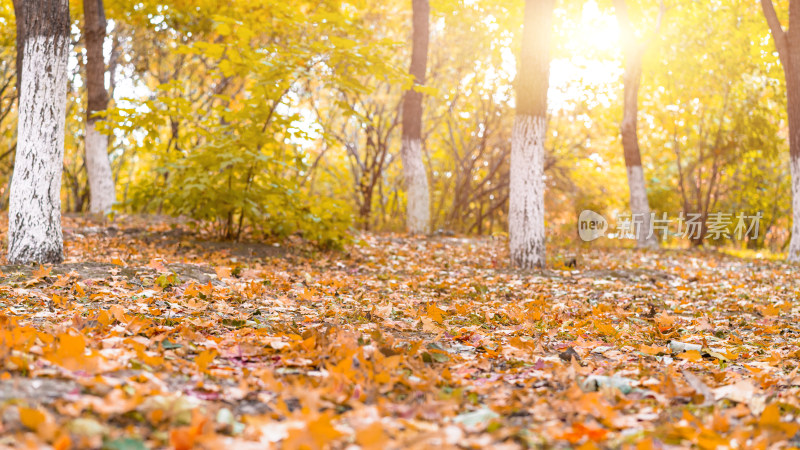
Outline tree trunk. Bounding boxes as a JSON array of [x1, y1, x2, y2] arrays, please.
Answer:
[[359, 184, 373, 231], [400, 0, 431, 235], [760, 0, 800, 261], [8, 0, 70, 264], [13, 2, 25, 92], [614, 0, 658, 249], [509, 0, 554, 269], [83, 0, 115, 214]]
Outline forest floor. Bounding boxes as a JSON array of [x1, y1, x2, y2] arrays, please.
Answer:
[[0, 216, 799, 449]]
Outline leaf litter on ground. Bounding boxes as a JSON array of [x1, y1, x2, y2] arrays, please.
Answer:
[[0, 216, 798, 448]]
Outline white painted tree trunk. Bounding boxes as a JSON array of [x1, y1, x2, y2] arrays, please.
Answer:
[[402, 138, 430, 235], [83, 0, 114, 214], [8, 35, 68, 264], [85, 122, 115, 213], [789, 156, 800, 261], [509, 115, 546, 269], [401, 0, 431, 235], [626, 165, 658, 248]]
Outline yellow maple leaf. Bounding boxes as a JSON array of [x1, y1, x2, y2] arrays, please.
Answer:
[[426, 303, 445, 323], [195, 349, 218, 373], [761, 305, 780, 317], [298, 288, 315, 301], [96, 310, 112, 326], [593, 320, 617, 336], [759, 403, 781, 427], [183, 283, 199, 297]]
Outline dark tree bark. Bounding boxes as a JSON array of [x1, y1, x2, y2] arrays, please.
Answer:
[[83, 0, 115, 213], [13, 1, 25, 92], [508, 0, 555, 269], [761, 0, 800, 261], [8, 0, 70, 264], [613, 0, 659, 248], [400, 0, 431, 235]]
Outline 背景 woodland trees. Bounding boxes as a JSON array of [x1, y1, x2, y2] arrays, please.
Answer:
[[509, 0, 555, 269], [760, 0, 800, 261], [0, 0, 796, 264], [401, 0, 431, 235], [637, 0, 784, 248], [82, 0, 115, 214], [7, 0, 69, 264]]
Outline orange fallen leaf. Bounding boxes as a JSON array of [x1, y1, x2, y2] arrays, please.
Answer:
[[426, 303, 445, 324], [46, 332, 97, 372], [195, 349, 218, 373], [593, 320, 617, 336], [170, 415, 207, 450], [655, 312, 675, 332], [109, 304, 129, 323], [308, 413, 344, 447], [677, 350, 703, 362], [32, 265, 52, 278], [215, 266, 232, 279], [19, 407, 45, 431], [356, 421, 387, 449], [53, 434, 71, 450], [639, 344, 665, 356], [560, 422, 609, 444]]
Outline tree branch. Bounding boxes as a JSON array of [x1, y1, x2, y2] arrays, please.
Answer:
[[761, 0, 789, 62]]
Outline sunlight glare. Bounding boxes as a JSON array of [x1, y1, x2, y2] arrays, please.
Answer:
[[549, 0, 622, 112]]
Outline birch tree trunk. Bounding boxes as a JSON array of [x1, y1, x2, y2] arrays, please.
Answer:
[[509, 0, 554, 269], [8, 0, 69, 264], [83, 0, 115, 214], [401, 0, 431, 235], [761, 0, 800, 261], [613, 0, 658, 249]]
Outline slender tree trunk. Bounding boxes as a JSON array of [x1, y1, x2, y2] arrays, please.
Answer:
[[359, 184, 373, 231], [8, 0, 69, 264], [83, 0, 115, 213], [401, 0, 431, 235], [761, 0, 800, 261], [614, 0, 658, 248], [509, 0, 554, 269]]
